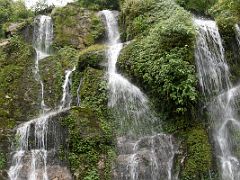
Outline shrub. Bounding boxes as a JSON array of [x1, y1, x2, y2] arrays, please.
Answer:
[[118, 0, 197, 114], [78, 0, 119, 10], [176, 0, 217, 15]]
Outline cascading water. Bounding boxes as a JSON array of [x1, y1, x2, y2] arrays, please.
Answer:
[[100, 10, 177, 180], [33, 15, 53, 112], [236, 24, 240, 47], [76, 78, 83, 107], [8, 15, 74, 180], [195, 18, 240, 180]]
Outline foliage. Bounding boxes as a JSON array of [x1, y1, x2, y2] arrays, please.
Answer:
[[176, 0, 216, 14], [0, 0, 33, 38], [210, 0, 240, 38], [120, 0, 195, 41], [0, 152, 6, 170], [118, 0, 197, 114], [77, 0, 119, 10]]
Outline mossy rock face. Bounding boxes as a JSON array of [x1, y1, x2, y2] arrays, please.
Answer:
[[78, 67, 108, 109], [118, 0, 215, 178], [0, 36, 39, 123], [39, 47, 78, 109], [61, 107, 115, 180], [51, 3, 105, 49], [3, 18, 34, 44], [0, 36, 39, 175]]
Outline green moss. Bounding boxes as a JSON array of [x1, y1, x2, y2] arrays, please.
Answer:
[[78, 44, 106, 71], [52, 4, 105, 49], [181, 126, 213, 180], [0, 152, 6, 170]]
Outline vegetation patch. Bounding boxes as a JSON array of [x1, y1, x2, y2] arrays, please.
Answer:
[[0, 0, 33, 38], [0, 36, 38, 122], [176, 0, 216, 15], [77, 0, 119, 10], [118, 0, 198, 115], [181, 126, 213, 180]]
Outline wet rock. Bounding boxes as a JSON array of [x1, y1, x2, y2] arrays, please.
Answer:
[[6, 22, 25, 36], [113, 134, 178, 180]]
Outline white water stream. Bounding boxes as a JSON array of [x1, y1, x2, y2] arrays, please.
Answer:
[[236, 24, 240, 47], [101, 10, 178, 180], [195, 18, 240, 180]]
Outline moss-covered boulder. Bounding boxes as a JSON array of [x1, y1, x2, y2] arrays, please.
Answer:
[[78, 44, 106, 71], [118, 0, 198, 114], [71, 45, 107, 106], [51, 3, 105, 49]]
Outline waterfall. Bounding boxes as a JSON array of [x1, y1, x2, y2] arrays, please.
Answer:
[[33, 15, 53, 112], [235, 24, 240, 47], [100, 10, 178, 180], [76, 78, 83, 107], [195, 18, 240, 180], [195, 19, 231, 97], [8, 15, 74, 180]]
